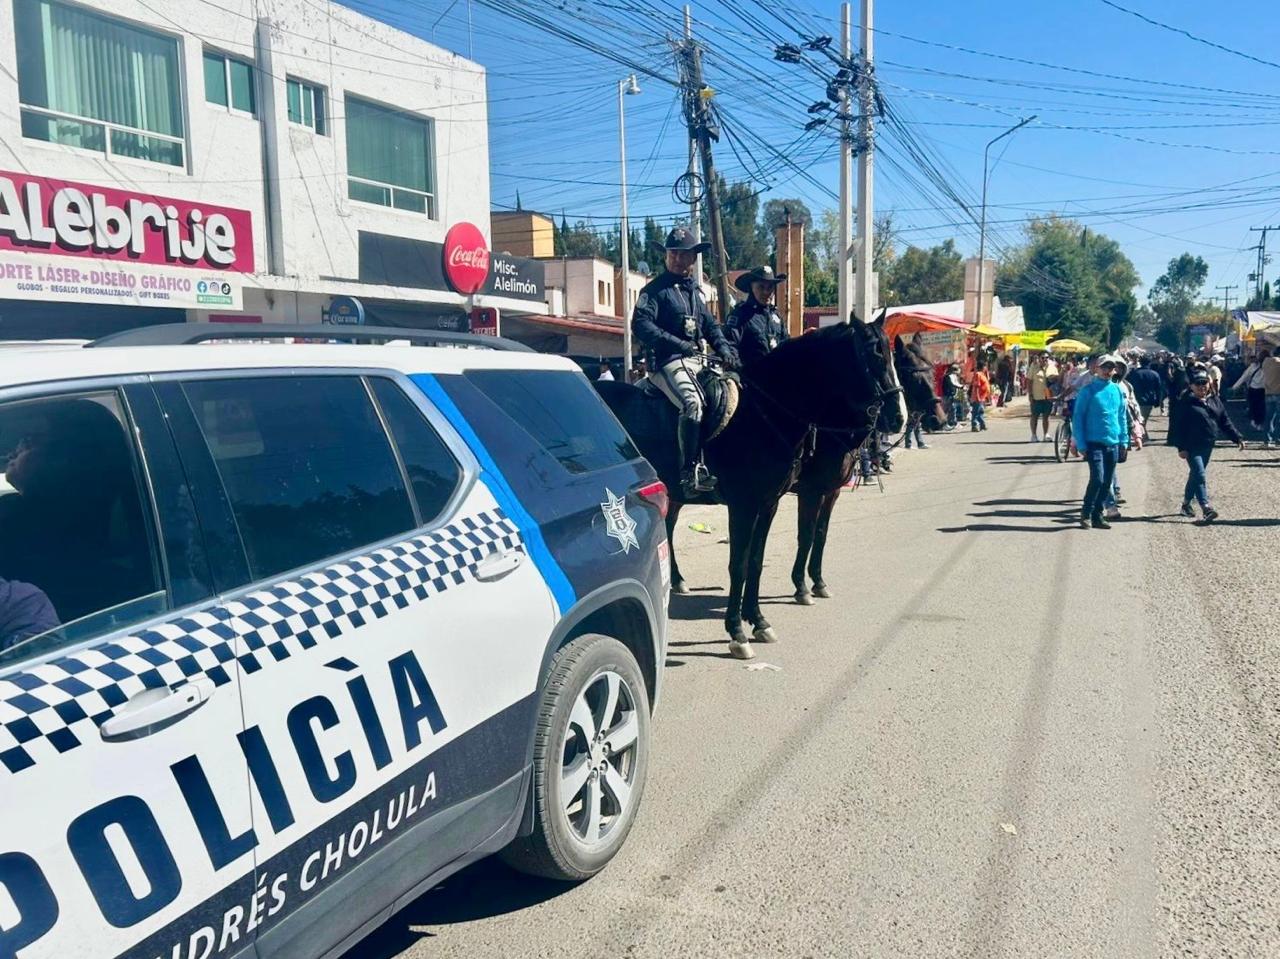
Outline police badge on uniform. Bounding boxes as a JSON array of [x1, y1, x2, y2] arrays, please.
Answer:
[[768, 338, 777, 350], [599, 488, 638, 553], [684, 316, 697, 337]]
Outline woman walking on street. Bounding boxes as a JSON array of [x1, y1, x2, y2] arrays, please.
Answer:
[[1231, 347, 1268, 431], [969, 365, 991, 432], [1168, 369, 1245, 523]]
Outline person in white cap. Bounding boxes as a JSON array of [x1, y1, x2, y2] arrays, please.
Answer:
[[1070, 354, 1129, 529]]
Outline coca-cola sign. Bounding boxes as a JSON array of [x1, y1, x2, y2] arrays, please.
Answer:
[[442, 222, 490, 294], [0, 170, 253, 272]]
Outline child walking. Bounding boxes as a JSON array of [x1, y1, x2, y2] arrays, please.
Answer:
[[969, 365, 991, 432]]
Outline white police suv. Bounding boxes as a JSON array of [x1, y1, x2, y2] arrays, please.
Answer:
[[0, 325, 669, 959]]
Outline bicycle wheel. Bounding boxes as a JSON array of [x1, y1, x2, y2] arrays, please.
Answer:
[[1053, 422, 1069, 462]]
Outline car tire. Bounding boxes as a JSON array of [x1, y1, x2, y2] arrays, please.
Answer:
[[501, 633, 650, 881]]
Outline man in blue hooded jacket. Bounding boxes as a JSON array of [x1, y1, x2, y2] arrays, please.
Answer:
[[1071, 354, 1129, 529]]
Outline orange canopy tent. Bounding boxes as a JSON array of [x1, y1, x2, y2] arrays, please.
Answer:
[[883, 310, 971, 345]]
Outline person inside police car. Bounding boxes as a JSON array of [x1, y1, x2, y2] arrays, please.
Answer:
[[632, 227, 741, 497], [725, 265, 788, 370]]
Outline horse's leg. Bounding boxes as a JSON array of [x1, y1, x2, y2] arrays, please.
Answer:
[[810, 491, 839, 599], [745, 498, 782, 643], [724, 503, 757, 659], [666, 502, 688, 595], [792, 487, 821, 606]]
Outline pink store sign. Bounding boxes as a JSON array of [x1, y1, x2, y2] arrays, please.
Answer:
[[0, 170, 254, 273]]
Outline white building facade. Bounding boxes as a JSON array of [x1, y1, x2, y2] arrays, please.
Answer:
[[0, 0, 544, 339]]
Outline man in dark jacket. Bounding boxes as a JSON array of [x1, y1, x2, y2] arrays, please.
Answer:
[[1167, 369, 1244, 522], [725, 266, 787, 370], [1127, 356, 1165, 423], [632, 227, 741, 496]]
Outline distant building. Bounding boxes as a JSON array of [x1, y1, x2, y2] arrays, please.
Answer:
[[492, 211, 555, 258]]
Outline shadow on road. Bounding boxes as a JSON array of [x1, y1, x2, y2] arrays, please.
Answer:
[[974, 497, 1080, 507], [345, 859, 570, 958], [1231, 462, 1280, 469], [968, 508, 1078, 519], [985, 455, 1060, 466], [938, 523, 1075, 534], [669, 594, 726, 622]]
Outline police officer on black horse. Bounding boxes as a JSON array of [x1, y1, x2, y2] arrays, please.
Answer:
[[725, 265, 788, 369], [632, 227, 741, 497]]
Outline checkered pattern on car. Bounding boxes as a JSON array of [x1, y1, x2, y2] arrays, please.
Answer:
[[0, 509, 523, 775]]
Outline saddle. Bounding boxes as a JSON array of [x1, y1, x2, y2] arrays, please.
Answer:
[[637, 367, 740, 441]]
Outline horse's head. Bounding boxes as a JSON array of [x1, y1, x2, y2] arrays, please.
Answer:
[[858, 310, 908, 434], [757, 316, 906, 434]]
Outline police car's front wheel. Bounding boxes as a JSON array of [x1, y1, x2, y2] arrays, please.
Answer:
[[502, 634, 650, 880]]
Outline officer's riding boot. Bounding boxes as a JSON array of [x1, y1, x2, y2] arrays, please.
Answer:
[[678, 415, 715, 497]]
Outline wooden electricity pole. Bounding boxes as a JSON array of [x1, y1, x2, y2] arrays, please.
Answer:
[[681, 35, 731, 320]]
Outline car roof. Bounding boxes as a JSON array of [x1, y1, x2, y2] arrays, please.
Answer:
[[0, 342, 579, 390]]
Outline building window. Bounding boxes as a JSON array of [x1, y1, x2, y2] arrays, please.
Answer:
[[345, 96, 435, 217], [598, 279, 606, 304], [286, 77, 326, 134], [203, 49, 257, 117], [14, 0, 185, 167]]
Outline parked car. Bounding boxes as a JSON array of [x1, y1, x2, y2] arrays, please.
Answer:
[[0, 325, 669, 959]]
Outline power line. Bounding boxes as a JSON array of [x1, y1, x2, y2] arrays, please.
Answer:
[[1097, 0, 1280, 72]]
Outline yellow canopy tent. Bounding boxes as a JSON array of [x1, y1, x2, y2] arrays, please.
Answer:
[[970, 324, 1006, 337], [1046, 338, 1093, 353], [1002, 329, 1058, 350]]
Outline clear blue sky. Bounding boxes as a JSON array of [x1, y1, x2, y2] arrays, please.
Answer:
[[351, 0, 1280, 302]]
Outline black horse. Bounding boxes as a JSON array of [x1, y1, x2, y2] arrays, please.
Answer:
[[789, 339, 944, 605], [598, 318, 905, 659]]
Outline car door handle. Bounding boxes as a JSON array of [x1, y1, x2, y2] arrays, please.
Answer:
[[475, 548, 524, 582], [100, 677, 216, 742]]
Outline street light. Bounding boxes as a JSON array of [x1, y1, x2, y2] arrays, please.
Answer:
[[619, 74, 641, 381], [976, 115, 1036, 325]]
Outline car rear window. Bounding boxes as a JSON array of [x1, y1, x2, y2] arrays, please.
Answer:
[[465, 370, 638, 475]]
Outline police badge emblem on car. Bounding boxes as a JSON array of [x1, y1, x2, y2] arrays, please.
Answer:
[[600, 488, 638, 553]]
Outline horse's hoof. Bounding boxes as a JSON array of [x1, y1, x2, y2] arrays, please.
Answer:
[[754, 625, 778, 644], [813, 585, 832, 599], [728, 640, 756, 660], [795, 591, 814, 606], [671, 581, 690, 596]]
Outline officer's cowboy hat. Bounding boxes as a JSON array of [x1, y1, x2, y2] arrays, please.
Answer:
[[664, 227, 711, 255], [733, 265, 788, 294]]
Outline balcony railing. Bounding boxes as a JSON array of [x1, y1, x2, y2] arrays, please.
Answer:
[[348, 175, 436, 218], [20, 104, 185, 167]]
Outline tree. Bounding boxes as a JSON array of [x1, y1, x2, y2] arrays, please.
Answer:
[[803, 209, 895, 308], [996, 217, 1139, 347], [1148, 253, 1209, 350], [761, 198, 813, 234], [884, 239, 964, 306], [701, 176, 768, 270], [641, 216, 668, 271]]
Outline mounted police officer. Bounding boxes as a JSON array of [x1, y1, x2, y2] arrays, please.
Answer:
[[631, 227, 740, 497], [725, 266, 788, 370]]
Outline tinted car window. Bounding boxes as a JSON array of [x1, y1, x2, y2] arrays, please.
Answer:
[[369, 378, 462, 523], [0, 392, 164, 663], [182, 377, 415, 582], [465, 370, 638, 475]]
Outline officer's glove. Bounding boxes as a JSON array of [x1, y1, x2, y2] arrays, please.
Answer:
[[680, 342, 699, 357], [721, 351, 742, 372]]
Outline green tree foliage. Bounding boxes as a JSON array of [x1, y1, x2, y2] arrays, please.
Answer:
[[883, 239, 964, 306], [761, 198, 813, 234], [996, 217, 1140, 348], [553, 215, 605, 259], [1148, 253, 1209, 350], [641, 216, 668, 270], [701, 176, 769, 270], [803, 209, 895, 308]]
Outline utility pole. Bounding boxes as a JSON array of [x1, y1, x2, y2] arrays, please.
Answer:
[[684, 6, 702, 283], [853, 0, 876, 323], [680, 27, 731, 319], [1215, 284, 1237, 317], [837, 3, 853, 325], [1248, 226, 1279, 302]]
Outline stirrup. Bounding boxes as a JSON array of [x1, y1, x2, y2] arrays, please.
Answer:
[[681, 463, 716, 495]]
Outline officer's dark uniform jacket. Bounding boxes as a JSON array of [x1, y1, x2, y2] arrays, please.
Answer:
[[726, 296, 787, 369], [632, 271, 734, 367]]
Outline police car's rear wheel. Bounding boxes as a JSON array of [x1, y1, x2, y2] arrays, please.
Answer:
[[502, 634, 650, 880]]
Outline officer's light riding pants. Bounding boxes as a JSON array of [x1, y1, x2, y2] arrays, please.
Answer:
[[651, 356, 706, 422]]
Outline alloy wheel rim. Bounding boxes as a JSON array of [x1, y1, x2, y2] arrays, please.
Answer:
[[559, 669, 640, 847]]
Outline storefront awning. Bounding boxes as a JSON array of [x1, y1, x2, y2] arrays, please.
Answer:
[[884, 311, 970, 343]]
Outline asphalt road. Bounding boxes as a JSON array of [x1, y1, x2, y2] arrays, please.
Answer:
[[348, 400, 1280, 959]]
